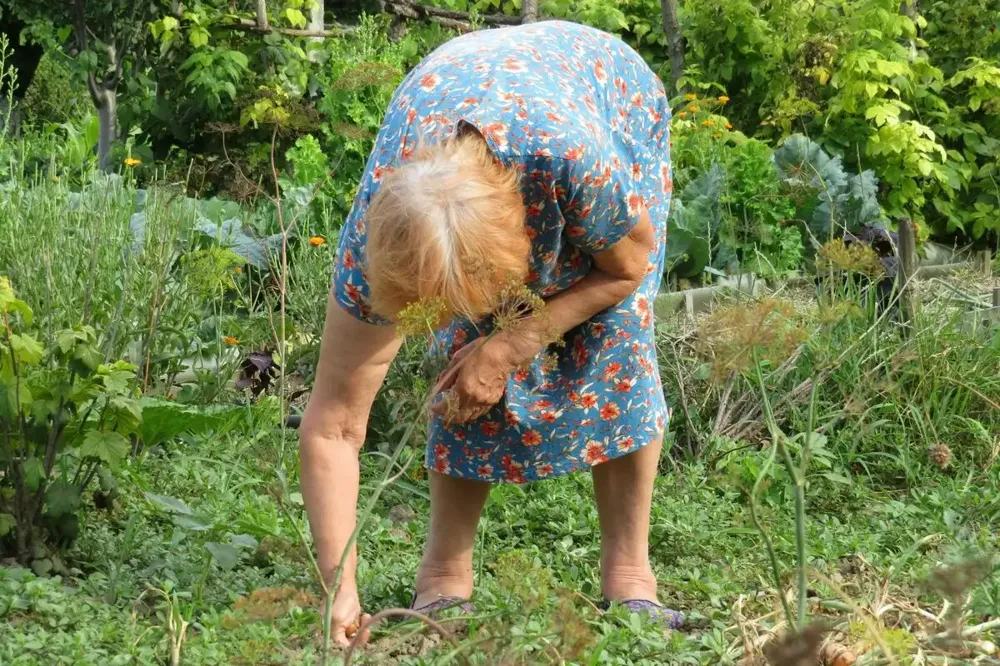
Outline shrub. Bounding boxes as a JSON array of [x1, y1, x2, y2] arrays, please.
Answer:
[[0, 278, 141, 571], [19, 51, 88, 127]]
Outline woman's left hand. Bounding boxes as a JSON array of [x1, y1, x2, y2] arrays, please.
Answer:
[[431, 334, 534, 423]]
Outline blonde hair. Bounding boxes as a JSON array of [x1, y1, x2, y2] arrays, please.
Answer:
[[366, 132, 531, 322]]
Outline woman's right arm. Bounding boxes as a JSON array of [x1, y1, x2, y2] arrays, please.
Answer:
[[299, 295, 401, 645]]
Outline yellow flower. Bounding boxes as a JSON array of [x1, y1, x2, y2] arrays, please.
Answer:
[[677, 111, 687, 118], [713, 132, 723, 139], [701, 120, 715, 128], [223, 336, 239, 345], [235, 266, 243, 274], [684, 93, 697, 101], [725, 122, 734, 130], [718, 95, 730, 104], [124, 157, 141, 167], [688, 105, 699, 113], [309, 236, 326, 247]]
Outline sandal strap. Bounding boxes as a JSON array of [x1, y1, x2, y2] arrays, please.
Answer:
[[410, 595, 475, 615], [602, 598, 685, 629]]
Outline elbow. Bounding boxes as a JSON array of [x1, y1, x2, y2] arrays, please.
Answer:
[[610, 271, 646, 304]]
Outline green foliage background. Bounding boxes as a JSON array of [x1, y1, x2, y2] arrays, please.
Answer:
[[4, 0, 999, 260]]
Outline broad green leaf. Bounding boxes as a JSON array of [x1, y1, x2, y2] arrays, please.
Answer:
[[23, 457, 45, 493], [79, 430, 130, 468], [10, 334, 43, 365], [99, 362, 137, 394], [138, 398, 245, 447], [189, 26, 209, 48], [46, 481, 82, 518], [108, 397, 142, 433], [230, 534, 258, 549], [0, 278, 32, 324], [57, 329, 79, 354], [173, 514, 214, 531], [0, 512, 14, 537], [283, 8, 307, 28], [865, 102, 900, 127], [146, 492, 194, 515], [74, 343, 103, 371], [205, 542, 241, 570], [162, 16, 179, 32]]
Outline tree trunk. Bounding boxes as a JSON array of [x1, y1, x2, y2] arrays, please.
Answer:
[[521, 0, 538, 23], [660, 0, 686, 94], [899, 0, 920, 59], [89, 78, 118, 171], [256, 0, 269, 30], [308, 0, 324, 41]]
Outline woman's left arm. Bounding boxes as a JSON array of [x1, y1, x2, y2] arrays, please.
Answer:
[[432, 209, 656, 421]]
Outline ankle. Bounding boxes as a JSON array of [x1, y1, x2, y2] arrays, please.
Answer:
[[601, 561, 658, 603], [414, 560, 475, 603]]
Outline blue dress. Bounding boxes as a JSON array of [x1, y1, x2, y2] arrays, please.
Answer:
[[332, 20, 673, 483]]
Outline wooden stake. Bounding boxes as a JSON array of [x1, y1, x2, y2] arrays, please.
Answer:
[[898, 218, 918, 326], [975, 249, 993, 278]]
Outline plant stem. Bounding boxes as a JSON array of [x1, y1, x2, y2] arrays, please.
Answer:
[[746, 436, 794, 628], [343, 608, 456, 666], [753, 357, 810, 629]]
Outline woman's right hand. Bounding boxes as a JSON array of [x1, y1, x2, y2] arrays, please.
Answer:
[[326, 585, 372, 647]]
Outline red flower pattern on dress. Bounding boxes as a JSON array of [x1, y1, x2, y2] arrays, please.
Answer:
[[584, 441, 608, 465], [602, 361, 623, 382], [521, 430, 543, 447], [600, 403, 621, 421], [331, 21, 671, 484], [420, 73, 441, 92]]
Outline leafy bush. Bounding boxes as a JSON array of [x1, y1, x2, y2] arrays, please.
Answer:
[[667, 97, 801, 280], [720, 139, 800, 276], [19, 51, 88, 127], [1, 278, 140, 569], [773, 134, 885, 245]]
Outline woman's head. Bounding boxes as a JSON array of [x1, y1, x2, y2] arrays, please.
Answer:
[[365, 131, 531, 323]]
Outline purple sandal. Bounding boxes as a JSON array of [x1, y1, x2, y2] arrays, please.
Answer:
[[602, 599, 685, 630], [410, 594, 475, 616]]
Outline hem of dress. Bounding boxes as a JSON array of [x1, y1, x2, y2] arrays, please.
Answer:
[[424, 419, 669, 485]]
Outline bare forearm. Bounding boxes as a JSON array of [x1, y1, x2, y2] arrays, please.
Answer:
[[300, 436, 363, 588], [546, 269, 639, 336]]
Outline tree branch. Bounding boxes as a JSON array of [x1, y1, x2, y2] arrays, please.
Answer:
[[380, 0, 523, 32], [521, 0, 539, 23], [660, 0, 686, 93], [72, 0, 89, 53], [255, 0, 269, 30], [221, 18, 355, 37], [87, 72, 103, 106]]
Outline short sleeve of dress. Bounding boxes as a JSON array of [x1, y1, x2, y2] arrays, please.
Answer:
[[331, 169, 392, 326], [558, 146, 642, 255]]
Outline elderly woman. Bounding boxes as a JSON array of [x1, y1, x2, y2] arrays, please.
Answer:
[[300, 19, 680, 645]]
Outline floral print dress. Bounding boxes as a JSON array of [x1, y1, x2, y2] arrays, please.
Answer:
[[332, 20, 673, 483]]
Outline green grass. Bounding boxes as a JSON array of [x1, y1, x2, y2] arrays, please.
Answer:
[[2, 418, 999, 665], [2, 166, 1000, 664]]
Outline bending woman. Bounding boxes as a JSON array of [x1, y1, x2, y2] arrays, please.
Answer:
[[300, 19, 680, 646]]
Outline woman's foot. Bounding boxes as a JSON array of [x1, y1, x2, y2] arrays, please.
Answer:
[[410, 594, 475, 615], [600, 561, 659, 603], [412, 561, 475, 611], [602, 598, 685, 630]]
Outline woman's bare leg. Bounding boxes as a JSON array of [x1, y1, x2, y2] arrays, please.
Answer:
[[412, 470, 492, 608], [591, 437, 663, 602]]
